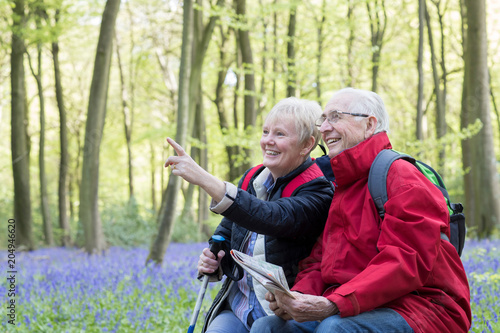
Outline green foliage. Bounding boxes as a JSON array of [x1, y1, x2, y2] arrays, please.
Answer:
[[101, 198, 157, 248], [171, 213, 220, 243], [402, 119, 483, 158]]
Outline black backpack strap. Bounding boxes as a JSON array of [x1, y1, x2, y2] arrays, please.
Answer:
[[368, 149, 414, 219]]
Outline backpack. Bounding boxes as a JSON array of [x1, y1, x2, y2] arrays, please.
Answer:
[[241, 162, 324, 196], [367, 149, 466, 257]]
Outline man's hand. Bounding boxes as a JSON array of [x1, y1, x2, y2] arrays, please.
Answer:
[[266, 292, 293, 320], [272, 290, 339, 322]]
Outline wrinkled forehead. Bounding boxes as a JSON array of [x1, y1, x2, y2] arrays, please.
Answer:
[[324, 93, 354, 114]]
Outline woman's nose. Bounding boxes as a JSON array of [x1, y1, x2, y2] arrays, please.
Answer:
[[262, 135, 275, 145]]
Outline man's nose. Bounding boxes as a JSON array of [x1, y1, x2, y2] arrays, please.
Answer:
[[320, 120, 333, 133]]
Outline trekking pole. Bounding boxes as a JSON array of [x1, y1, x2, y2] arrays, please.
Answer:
[[187, 235, 225, 333]]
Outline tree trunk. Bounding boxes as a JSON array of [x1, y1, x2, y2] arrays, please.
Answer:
[[11, 0, 34, 251], [272, 0, 277, 105], [148, 0, 194, 265], [416, 0, 425, 141], [425, 2, 446, 175], [79, 0, 121, 254], [286, 3, 296, 97], [188, 0, 224, 133], [70, 123, 83, 227], [462, 0, 500, 236], [28, 17, 54, 246], [366, 0, 387, 93], [257, 0, 268, 117], [52, 10, 71, 247], [490, 71, 500, 147], [115, 30, 134, 200], [236, 0, 256, 173], [150, 142, 157, 212], [346, 0, 356, 87], [315, 0, 326, 100], [194, 96, 209, 237], [213, 25, 241, 182]]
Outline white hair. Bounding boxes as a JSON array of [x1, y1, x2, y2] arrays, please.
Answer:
[[329, 88, 390, 134]]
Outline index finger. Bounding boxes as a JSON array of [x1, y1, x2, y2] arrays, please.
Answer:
[[166, 137, 186, 156]]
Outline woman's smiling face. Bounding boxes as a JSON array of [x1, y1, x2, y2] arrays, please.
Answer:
[[260, 116, 306, 179]]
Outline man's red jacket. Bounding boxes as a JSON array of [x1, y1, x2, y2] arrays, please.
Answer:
[[293, 132, 471, 333]]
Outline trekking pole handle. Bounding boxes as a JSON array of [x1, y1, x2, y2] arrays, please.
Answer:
[[187, 235, 225, 333], [206, 235, 225, 276]]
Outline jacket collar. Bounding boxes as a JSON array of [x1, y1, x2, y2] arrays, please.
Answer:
[[330, 132, 392, 188]]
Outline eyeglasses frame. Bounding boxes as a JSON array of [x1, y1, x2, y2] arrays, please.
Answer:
[[315, 110, 370, 128]]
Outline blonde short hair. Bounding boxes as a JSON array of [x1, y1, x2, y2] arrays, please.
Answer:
[[264, 97, 323, 153]]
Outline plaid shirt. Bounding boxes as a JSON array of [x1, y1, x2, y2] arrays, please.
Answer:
[[226, 173, 275, 329]]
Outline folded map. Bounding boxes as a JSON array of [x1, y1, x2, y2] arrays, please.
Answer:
[[230, 249, 295, 298]]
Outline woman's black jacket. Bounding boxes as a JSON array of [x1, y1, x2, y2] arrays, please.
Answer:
[[201, 158, 334, 332]]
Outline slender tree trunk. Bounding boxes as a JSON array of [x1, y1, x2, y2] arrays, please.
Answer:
[[150, 142, 157, 212], [315, 0, 326, 100], [213, 25, 241, 182], [52, 10, 71, 247], [488, 70, 500, 148], [148, 0, 194, 265], [193, 95, 209, 237], [188, 0, 224, 133], [462, 0, 500, 236], [272, 0, 277, 105], [425, 1, 446, 176], [115, 31, 134, 200], [70, 124, 83, 226], [346, 0, 355, 87], [286, 3, 296, 97], [366, 0, 387, 93], [416, 0, 425, 141], [79, 0, 121, 254], [236, 0, 256, 173], [179, 0, 225, 228], [11, 0, 34, 251], [257, 0, 268, 117], [197, 153, 210, 238], [459, 0, 474, 232], [28, 23, 54, 246]]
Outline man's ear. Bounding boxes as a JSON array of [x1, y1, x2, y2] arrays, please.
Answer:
[[364, 116, 378, 139]]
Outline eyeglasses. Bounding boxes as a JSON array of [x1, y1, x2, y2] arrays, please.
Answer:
[[315, 110, 369, 127]]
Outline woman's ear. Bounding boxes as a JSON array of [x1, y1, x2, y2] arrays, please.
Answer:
[[364, 116, 378, 139], [301, 136, 316, 156]]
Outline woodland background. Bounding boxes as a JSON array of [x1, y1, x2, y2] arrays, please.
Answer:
[[1, 0, 500, 262]]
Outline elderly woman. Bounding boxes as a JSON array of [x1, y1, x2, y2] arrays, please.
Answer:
[[165, 97, 334, 333]]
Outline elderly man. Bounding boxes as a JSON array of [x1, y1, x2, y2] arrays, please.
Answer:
[[250, 88, 471, 333]]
